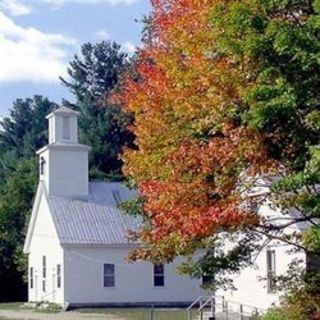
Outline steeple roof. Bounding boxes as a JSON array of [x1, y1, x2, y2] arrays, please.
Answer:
[[46, 106, 79, 119]]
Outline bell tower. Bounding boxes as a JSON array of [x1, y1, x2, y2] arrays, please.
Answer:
[[37, 106, 91, 198]]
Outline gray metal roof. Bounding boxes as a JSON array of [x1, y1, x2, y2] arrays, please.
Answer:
[[48, 182, 141, 245], [46, 106, 79, 119]]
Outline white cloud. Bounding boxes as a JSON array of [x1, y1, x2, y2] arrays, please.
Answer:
[[40, 0, 139, 6], [0, 0, 32, 16], [94, 29, 111, 40], [0, 12, 77, 83], [0, 0, 139, 17], [123, 41, 136, 54]]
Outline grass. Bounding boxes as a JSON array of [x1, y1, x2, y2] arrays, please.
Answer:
[[78, 308, 189, 320], [0, 303, 25, 310], [0, 304, 193, 320]]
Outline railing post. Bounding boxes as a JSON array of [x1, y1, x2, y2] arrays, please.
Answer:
[[225, 301, 229, 320], [150, 304, 154, 320], [188, 309, 191, 320], [240, 304, 244, 320], [209, 296, 215, 320]]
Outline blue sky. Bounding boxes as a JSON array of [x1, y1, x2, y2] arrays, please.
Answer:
[[0, 0, 150, 116]]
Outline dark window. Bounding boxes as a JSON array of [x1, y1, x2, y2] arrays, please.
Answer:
[[40, 157, 46, 176], [42, 256, 46, 279], [42, 280, 46, 292], [103, 264, 115, 287], [57, 264, 61, 289], [202, 274, 214, 286], [267, 249, 276, 293], [30, 267, 34, 289], [153, 264, 164, 287]]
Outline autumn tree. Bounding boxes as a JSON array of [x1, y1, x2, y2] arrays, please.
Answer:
[[118, 0, 272, 284], [119, 0, 320, 292]]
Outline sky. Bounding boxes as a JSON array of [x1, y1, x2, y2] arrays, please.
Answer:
[[0, 0, 150, 117]]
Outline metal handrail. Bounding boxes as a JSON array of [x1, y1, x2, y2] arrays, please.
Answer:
[[187, 296, 209, 320], [187, 295, 205, 311], [188, 294, 264, 320]]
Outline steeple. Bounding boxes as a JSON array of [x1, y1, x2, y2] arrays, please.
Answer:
[[46, 106, 79, 144], [37, 106, 91, 198]]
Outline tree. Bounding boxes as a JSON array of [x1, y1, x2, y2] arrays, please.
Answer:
[[0, 160, 37, 301], [61, 41, 135, 179], [118, 0, 320, 292], [0, 96, 55, 187], [0, 96, 54, 301]]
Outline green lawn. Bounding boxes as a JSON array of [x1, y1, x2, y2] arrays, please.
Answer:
[[79, 308, 190, 320], [0, 303, 25, 310], [0, 304, 193, 320]]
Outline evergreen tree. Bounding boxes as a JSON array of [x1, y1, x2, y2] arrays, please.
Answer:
[[61, 41, 134, 179], [0, 96, 54, 301]]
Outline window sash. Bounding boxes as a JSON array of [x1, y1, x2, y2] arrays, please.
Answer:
[[267, 250, 276, 293], [153, 264, 164, 287], [30, 267, 33, 289], [57, 264, 61, 289], [103, 264, 115, 287], [42, 256, 46, 279]]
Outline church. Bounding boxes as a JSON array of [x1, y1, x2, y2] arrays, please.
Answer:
[[23, 106, 203, 307]]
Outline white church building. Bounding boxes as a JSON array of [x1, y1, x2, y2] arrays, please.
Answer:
[[23, 106, 204, 307], [23, 106, 308, 312]]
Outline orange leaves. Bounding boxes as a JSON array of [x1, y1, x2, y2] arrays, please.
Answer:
[[119, 0, 270, 261]]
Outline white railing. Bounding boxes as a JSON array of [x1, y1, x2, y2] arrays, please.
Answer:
[[187, 295, 264, 320]]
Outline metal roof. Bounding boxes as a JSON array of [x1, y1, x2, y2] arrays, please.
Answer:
[[46, 106, 79, 119], [48, 182, 141, 245]]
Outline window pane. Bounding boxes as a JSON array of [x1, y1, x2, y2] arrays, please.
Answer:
[[57, 264, 61, 289], [154, 264, 164, 275], [103, 264, 115, 287], [154, 275, 164, 287], [62, 116, 70, 140], [153, 264, 164, 287], [104, 276, 115, 287], [267, 250, 276, 293], [30, 268, 33, 289], [104, 264, 114, 275], [267, 250, 275, 272], [202, 275, 214, 286], [42, 256, 46, 278]]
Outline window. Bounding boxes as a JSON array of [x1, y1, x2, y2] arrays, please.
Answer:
[[202, 274, 214, 286], [57, 264, 61, 289], [40, 157, 46, 176], [153, 264, 164, 287], [103, 264, 115, 287], [62, 116, 71, 140], [30, 267, 34, 289], [267, 249, 276, 293], [42, 256, 46, 292], [42, 256, 46, 278]]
